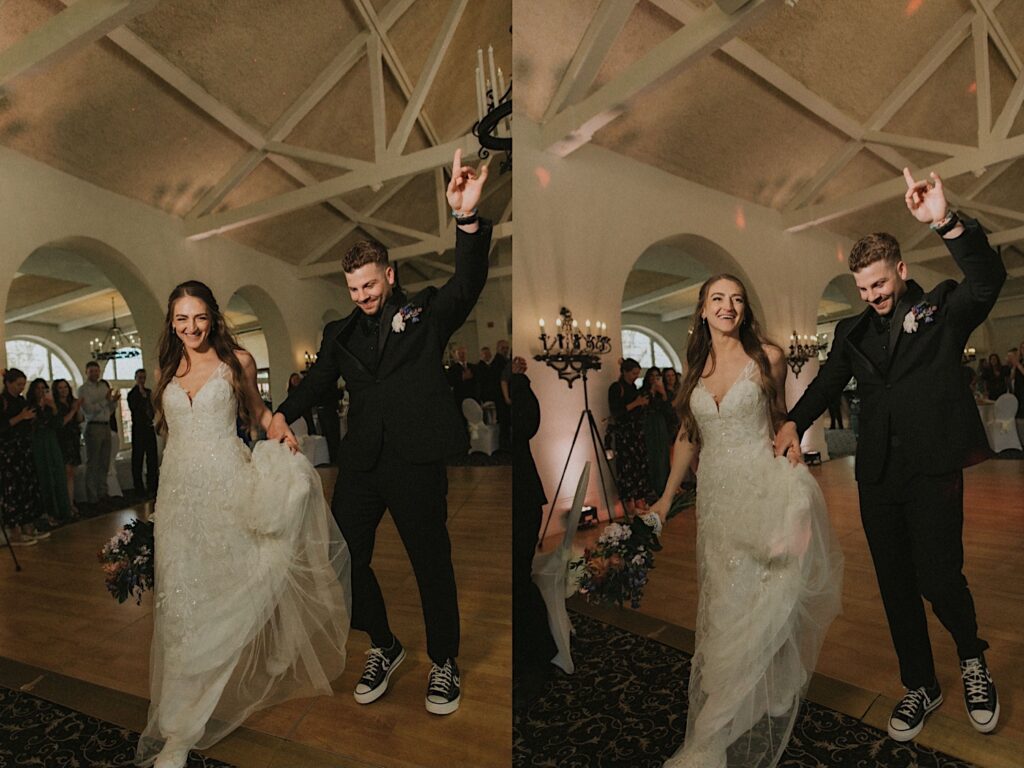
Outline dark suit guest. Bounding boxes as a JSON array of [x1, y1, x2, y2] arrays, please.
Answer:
[[127, 369, 158, 498], [776, 169, 1004, 743]]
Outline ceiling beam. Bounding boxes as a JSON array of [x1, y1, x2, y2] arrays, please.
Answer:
[[415, 257, 456, 274], [0, 0, 157, 89], [973, 13, 992, 146], [970, 0, 1022, 77], [264, 142, 375, 172], [784, 133, 1024, 232], [350, 0, 440, 146], [299, 220, 513, 278], [660, 306, 697, 323], [5, 287, 112, 324], [388, 0, 468, 157], [622, 279, 701, 312], [542, 0, 782, 157], [954, 199, 1024, 223], [863, 131, 973, 157], [783, 141, 863, 213], [542, 0, 639, 122], [403, 265, 512, 293], [368, 34, 387, 162], [904, 221, 1024, 264], [298, 176, 416, 266], [187, 135, 474, 240], [59, 305, 132, 333]]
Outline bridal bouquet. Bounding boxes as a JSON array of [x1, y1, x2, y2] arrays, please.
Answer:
[[571, 513, 662, 609], [98, 517, 155, 605]]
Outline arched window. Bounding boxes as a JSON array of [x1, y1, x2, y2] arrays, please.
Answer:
[[5, 338, 82, 387], [621, 326, 681, 370], [102, 348, 144, 382]]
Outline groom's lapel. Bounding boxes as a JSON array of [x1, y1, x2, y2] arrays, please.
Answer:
[[377, 290, 406, 366], [333, 311, 371, 377], [886, 281, 923, 369], [845, 310, 883, 380]]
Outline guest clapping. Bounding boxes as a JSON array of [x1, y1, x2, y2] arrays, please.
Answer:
[[607, 358, 652, 515], [26, 379, 73, 526], [640, 367, 674, 497], [53, 379, 83, 517], [0, 369, 46, 545]]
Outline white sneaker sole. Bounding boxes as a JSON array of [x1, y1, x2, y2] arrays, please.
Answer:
[[425, 692, 460, 715], [353, 649, 406, 705], [887, 694, 943, 742], [967, 699, 1000, 734]]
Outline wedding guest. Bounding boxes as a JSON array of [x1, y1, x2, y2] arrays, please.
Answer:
[[607, 358, 651, 515], [1007, 346, 1024, 442], [127, 368, 158, 499], [662, 366, 682, 440], [0, 369, 46, 545], [640, 367, 673, 497], [446, 345, 477, 417], [494, 340, 511, 450], [828, 389, 845, 429], [53, 379, 83, 517], [78, 361, 119, 507], [26, 379, 72, 526], [981, 352, 1008, 399]]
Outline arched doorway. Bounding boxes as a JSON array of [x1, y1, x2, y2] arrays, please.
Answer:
[[226, 285, 292, 409]]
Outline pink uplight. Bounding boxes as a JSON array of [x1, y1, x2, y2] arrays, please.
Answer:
[[967, 81, 977, 95], [535, 166, 551, 188], [905, 0, 923, 17], [836, 245, 845, 263], [734, 206, 747, 230]]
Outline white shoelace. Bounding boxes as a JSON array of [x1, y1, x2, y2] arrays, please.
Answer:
[[895, 688, 928, 720], [362, 647, 388, 679], [961, 659, 990, 705], [428, 662, 455, 693]]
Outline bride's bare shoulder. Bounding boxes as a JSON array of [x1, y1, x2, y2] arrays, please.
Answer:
[[232, 349, 256, 374], [762, 343, 784, 366]]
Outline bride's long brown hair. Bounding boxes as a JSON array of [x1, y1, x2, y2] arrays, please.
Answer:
[[153, 281, 251, 434], [672, 274, 784, 446]]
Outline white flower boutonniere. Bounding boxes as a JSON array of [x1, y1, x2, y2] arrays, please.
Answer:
[[391, 303, 424, 334], [902, 300, 938, 334]]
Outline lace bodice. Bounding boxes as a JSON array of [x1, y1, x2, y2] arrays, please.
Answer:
[[163, 363, 238, 446], [690, 359, 773, 464]]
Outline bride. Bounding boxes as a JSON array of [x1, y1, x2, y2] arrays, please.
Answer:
[[136, 281, 351, 768], [649, 274, 843, 768]]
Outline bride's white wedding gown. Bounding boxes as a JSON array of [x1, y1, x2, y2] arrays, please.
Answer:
[[136, 363, 351, 766], [665, 361, 843, 768]]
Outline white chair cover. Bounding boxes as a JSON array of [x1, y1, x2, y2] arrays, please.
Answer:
[[461, 398, 500, 455], [531, 462, 592, 674], [990, 394, 1023, 452]]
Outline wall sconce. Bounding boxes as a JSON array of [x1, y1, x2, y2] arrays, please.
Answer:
[[303, 351, 317, 370], [786, 330, 828, 377], [962, 346, 977, 363]]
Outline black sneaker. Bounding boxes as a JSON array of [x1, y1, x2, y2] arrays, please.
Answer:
[[353, 639, 405, 704], [960, 656, 999, 733], [887, 683, 942, 742], [425, 658, 460, 715]]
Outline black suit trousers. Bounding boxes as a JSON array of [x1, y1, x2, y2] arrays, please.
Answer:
[[858, 445, 988, 689], [333, 448, 459, 664], [131, 427, 158, 494]]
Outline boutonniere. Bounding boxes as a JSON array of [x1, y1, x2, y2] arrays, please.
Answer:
[[391, 303, 424, 334], [902, 300, 938, 334]]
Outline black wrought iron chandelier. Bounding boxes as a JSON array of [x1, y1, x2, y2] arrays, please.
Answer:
[[786, 330, 827, 378], [473, 43, 511, 174], [89, 297, 141, 361], [535, 307, 612, 387]]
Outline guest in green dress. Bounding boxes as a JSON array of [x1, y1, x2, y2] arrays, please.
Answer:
[[26, 379, 72, 526]]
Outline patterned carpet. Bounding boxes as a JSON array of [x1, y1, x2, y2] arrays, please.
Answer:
[[513, 613, 976, 768], [0, 685, 234, 767]]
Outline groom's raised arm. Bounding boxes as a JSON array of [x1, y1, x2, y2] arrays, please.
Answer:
[[942, 215, 1006, 332], [432, 221, 493, 340]]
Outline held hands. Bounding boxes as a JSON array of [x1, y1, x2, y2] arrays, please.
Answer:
[[267, 412, 299, 454], [903, 168, 948, 225], [446, 148, 488, 218], [772, 421, 803, 467]]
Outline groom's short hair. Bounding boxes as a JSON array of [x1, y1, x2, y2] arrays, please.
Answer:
[[342, 240, 389, 273], [849, 232, 901, 272]]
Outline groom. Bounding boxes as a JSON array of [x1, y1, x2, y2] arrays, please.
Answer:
[[775, 169, 1005, 742], [270, 149, 491, 715]]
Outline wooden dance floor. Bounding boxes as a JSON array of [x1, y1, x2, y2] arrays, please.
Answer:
[[559, 455, 1023, 768], [0, 464, 511, 768]]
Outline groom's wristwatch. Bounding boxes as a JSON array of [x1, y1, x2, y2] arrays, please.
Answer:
[[930, 209, 960, 236], [451, 208, 479, 226]]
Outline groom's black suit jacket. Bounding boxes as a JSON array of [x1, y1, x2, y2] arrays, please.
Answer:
[[278, 222, 492, 471], [790, 218, 1006, 484]]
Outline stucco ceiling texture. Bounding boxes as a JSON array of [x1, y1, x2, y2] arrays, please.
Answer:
[[519, 0, 1024, 324], [0, 0, 512, 273]]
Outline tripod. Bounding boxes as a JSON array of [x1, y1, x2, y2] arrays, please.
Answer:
[[0, 489, 23, 572], [537, 366, 617, 548]]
